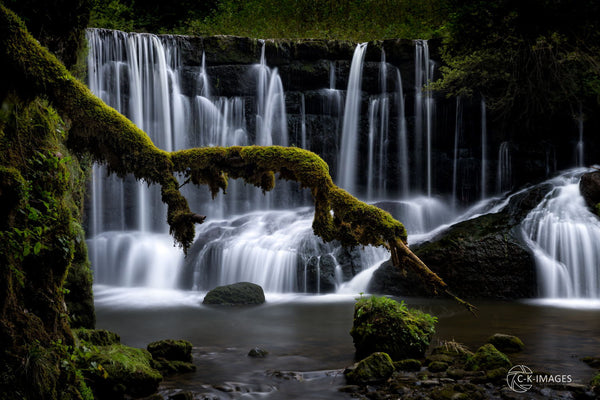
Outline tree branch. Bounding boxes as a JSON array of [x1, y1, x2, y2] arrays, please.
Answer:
[[0, 4, 476, 312]]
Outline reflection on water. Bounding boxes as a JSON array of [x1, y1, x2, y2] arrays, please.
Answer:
[[95, 287, 600, 398]]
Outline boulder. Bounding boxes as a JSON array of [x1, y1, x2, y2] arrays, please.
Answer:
[[579, 171, 600, 215], [248, 347, 269, 358], [203, 282, 265, 305], [147, 339, 193, 362], [394, 359, 422, 372], [350, 296, 436, 360], [345, 352, 395, 384], [487, 333, 524, 353], [303, 254, 337, 293], [369, 184, 554, 299], [86, 344, 162, 398], [465, 344, 511, 371]]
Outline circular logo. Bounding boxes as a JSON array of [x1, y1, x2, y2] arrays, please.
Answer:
[[507, 365, 533, 393]]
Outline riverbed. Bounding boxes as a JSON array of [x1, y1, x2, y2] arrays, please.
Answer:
[[94, 286, 600, 399]]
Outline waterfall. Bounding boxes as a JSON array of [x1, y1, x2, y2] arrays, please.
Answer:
[[414, 40, 435, 196], [480, 98, 487, 199], [396, 68, 409, 198], [255, 43, 288, 147], [338, 42, 367, 194], [451, 97, 463, 208], [576, 110, 584, 167], [522, 171, 600, 298], [497, 141, 512, 193]]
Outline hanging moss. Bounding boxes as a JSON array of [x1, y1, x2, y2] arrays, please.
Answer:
[[0, 3, 476, 314]]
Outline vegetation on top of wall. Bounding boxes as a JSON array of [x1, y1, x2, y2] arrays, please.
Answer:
[[89, 0, 448, 41], [434, 0, 600, 133]]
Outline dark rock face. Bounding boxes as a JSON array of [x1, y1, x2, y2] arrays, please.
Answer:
[[370, 184, 554, 299], [203, 282, 266, 305], [580, 171, 600, 213]]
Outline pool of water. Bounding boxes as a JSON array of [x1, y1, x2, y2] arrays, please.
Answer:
[[94, 286, 600, 399]]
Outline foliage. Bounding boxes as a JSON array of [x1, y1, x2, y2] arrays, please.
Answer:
[[435, 0, 600, 131], [350, 296, 437, 360], [89, 0, 448, 40]]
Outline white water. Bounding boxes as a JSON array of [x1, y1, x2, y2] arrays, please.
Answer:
[[338, 43, 367, 194], [85, 30, 600, 301], [522, 170, 600, 298], [451, 97, 463, 208]]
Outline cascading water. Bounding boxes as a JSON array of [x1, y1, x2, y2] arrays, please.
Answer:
[[414, 40, 435, 196], [338, 42, 367, 194], [85, 29, 599, 300], [496, 141, 511, 193], [522, 170, 600, 298]]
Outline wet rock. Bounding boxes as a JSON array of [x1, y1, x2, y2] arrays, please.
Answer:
[[428, 361, 449, 373], [148, 339, 193, 362], [417, 379, 441, 387], [582, 356, 600, 368], [426, 354, 455, 365], [267, 370, 304, 381], [447, 367, 466, 380], [370, 184, 554, 299], [484, 367, 508, 384], [394, 359, 422, 372], [487, 333, 524, 353], [303, 254, 337, 293], [345, 352, 395, 385], [203, 282, 266, 305], [248, 347, 269, 358], [147, 339, 196, 375], [86, 344, 162, 398], [579, 171, 600, 214], [168, 391, 195, 400], [338, 385, 361, 393], [350, 296, 436, 360], [465, 344, 511, 371]]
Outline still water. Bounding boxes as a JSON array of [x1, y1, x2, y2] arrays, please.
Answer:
[[95, 286, 600, 399]]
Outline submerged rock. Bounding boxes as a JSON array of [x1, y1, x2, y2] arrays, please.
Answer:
[[487, 333, 524, 353], [345, 352, 395, 384], [394, 359, 422, 372], [203, 282, 266, 305], [350, 296, 436, 360], [248, 347, 269, 358]]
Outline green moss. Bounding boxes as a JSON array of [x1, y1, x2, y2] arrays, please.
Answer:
[[147, 339, 192, 362], [595, 202, 600, 217], [487, 333, 524, 353], [428, 361, 449, 373], [394, 358, 422, 372], [85, 344, 162, 398], [74, 329, 120, 346], [345, 352, 395, 385], [465, 344, 511, 371], [350, 296, 437, 360], [591, 372, 600, 387]]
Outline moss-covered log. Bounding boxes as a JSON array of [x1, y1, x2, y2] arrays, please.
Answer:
[[0, 4, 474, 312]]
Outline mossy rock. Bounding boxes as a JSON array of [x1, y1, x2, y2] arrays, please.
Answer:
[[426, 354, 454, 365], [428, 361, 449, 373], [394, 359, 422, 372], [583, 356, 600, 369], [487, 333, 524, 353], [591, 372, 600, 387], [152, 359, 196, 376], [75, 329, 120, 346], [484, 367, 508, 384], [86, 344, 162, 398], [345, 352, 395, 385], [465, 344, 511, 371], [203, 282, 266, 305], [350, 296, 437, 360], [147, 339, 192, 362], [248, 347, 269, 358]]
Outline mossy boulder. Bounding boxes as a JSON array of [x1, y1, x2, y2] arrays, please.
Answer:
[[350, 296, 437, 360], [147, 339, 195, 375], [75, 329, 120, 346], [147, 339, 192, 362], [203, 282, 266, 305], [345, 352, 395, 384], [487, 333, 524, 353], [591, 372, 600, 387], [394, 359, 422, 372], [86, 344, 162, 398], [428, 361, 449, 373], [465, 344, 511, 371]]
